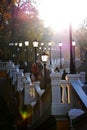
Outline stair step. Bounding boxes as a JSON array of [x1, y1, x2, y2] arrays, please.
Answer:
[[56, 119, 70, 130]]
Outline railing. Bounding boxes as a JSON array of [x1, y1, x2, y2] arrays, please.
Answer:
[[0, 61, 7, 70], [59, 80, 70, 104], [68, 80, 87, 130], [2, 61, 87, 130], [4, 61, 51, 128], [31, 87, 51, 129], [71, 80, 87, 111], [50, 72, 87, 130], [0, 62, 9, 78]]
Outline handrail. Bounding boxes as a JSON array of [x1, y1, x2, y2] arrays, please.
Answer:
[[4, 61, 87, 129], [31, 87, 51, 129], [67, 80, 87, 130], [71, 80, 87, 109]]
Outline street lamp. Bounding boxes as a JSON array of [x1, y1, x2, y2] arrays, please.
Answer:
[[41, 52, 49, 89], [69, 24, 76, 74], [41, 42, 44, 51], [72, 40, 76, 73], [9, 42, 14, 60], [15, 42, 18, 46], [19, 42, 22, 47], [19, 42, 22, 60], [59, 42, 62, 69], [25, 41, 29, 65], [48, 42, 52, 65], [33, 40, 39, 63], [14, 42, 18, 62]]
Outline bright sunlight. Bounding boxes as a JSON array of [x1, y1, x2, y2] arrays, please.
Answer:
[[37, 0, 87, 31]]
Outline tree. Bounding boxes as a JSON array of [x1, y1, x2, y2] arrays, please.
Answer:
[[75, 18, 87, 62], [0, 0, 54, 61]]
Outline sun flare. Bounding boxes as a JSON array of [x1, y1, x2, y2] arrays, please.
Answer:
[[37, 0, 87, 31]]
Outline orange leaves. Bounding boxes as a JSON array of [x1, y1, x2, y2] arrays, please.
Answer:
[[4, 12, 11, 19]]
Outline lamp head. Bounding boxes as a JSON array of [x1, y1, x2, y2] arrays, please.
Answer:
[[72, 41, 76, 46], [33, 39, 39, 47], [19, 42, 22, 47], [41, 52, 49, 63], [25, 41, 29, 46], [58, 42, 62, 47]]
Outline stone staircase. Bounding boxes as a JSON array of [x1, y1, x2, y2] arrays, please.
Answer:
[[0, 61, 87, 130]]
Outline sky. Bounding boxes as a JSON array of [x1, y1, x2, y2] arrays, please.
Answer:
[[36, 0, 87, 32]]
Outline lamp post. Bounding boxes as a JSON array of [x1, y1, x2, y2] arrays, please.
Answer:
[[69, 24, 76, 74], [25, 41, 29, 65], [41, 52, 49, 90], [48, 42, 52, 65], [9, 42, 14, 60], [59, 42, 62, 69], [72, 40, 76, 73], [14, 42, 18, 62], [41, 42, 44, 51], [19, 42, 22, 60], [33, 40, 39, 63]]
